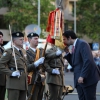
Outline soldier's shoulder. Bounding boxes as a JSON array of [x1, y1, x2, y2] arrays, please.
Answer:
[[39, 47, 44, 51], [46, 48, 53, 52], [2, 48, 12, 56], [4, 48, 12, 54]]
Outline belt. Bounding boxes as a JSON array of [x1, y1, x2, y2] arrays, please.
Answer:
[[9, 67, 24, 72]]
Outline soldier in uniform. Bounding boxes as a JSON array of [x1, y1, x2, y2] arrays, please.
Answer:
[[0, 32, 28, 100], [0, 31, 6, 100], [27, 32, 45, 100], [44, 45, 64, 100]]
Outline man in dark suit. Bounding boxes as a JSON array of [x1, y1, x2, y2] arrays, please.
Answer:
[[0, 31, 6, 100], [63, 30, 100, 100]]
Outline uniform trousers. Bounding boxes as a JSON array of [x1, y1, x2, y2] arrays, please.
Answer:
[[76, 83, 97, 100], [28, 83, 44, 100], [8, 89, 26, 100], [48, 83, 63, 100], [0, 86, 6, 100]]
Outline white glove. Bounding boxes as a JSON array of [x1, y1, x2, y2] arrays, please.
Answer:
[[52, 69, 60, 75], [11, 70, 20, 77], [56, 49, 62, 56], [34, 57, 45, 67]]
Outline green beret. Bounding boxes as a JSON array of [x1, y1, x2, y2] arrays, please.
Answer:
[[12, 32, 24, 37], [27, 32, 39, 38]]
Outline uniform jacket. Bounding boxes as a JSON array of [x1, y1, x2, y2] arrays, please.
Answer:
[[64, 39, 100, 87], [0, 48, 28, 90], [0, 47, 6, 86], [45, 46, 64, 86], [26, 47, 45, 84]]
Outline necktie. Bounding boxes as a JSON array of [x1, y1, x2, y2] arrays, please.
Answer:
[[72, 46, 75, 53], [0, 47, 4, 53], [19, 50, 23, 57]]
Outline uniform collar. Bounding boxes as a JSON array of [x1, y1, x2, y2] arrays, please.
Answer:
[[30, 47, 36, 52], [14, 45, 20, 51]]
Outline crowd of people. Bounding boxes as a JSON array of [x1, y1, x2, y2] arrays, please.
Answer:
[[0, 30, 100, 100]]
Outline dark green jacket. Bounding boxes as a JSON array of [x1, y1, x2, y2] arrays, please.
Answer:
[[45, 46, 64, 86], [0, 48, 28, 90], [26, 47, 45, 84]]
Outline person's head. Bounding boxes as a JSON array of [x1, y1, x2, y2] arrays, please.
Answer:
[[27, 32, 39, 48], [12, 32, 24, 48], [0, 31, 3, 45], [63, 30, 77, 46]]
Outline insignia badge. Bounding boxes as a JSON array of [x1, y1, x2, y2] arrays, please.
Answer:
[[16, 33, 19, 36], [3, 52, 7, 56], [31, 33, 33, 36]]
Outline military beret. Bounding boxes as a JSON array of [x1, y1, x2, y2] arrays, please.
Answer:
[[0, 31, 3, 36], [27, 32, 39, 38], [12, 31, 24, 37]]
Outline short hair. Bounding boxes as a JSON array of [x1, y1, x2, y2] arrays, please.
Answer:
[[12, 37, 18, 41], [0, 31, 3, 36], [63, 30, 77, 39]]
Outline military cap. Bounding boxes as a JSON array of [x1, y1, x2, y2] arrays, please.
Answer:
[[0, 31, 3, 36], [12, 31, 24, 37], [27, 32, 39, 38]]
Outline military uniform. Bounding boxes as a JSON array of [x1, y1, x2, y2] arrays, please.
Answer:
[[0, 47, 6, 100], [27, 47, 45, 100], [0, 31, 28, 100], [45, 46, 64, 100], [0, 47, 28, 100]]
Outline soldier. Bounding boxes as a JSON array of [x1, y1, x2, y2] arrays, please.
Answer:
[[0, 31, 6, 100], [27, 32, 45, 100], [44, 45, 64, 100], [0, 32, 28, 100]]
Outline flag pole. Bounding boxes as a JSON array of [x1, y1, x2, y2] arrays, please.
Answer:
[[9, 25, 18, 71], [74, 0, 76, 33]]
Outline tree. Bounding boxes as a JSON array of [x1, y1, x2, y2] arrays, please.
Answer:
[[3, 0, 55, 34], [76, 0, 100, 41]]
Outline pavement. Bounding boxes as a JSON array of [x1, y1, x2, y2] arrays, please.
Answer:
[[5, 72, 100, 100], [63, 72, 100, 100]]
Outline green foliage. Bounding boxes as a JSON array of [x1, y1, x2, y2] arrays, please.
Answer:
[[77, 0, 100, 41], [3, 0, 55, 34]]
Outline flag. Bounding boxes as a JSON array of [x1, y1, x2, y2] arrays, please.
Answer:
[[55, 28, 65, 49], [46, 34, 55, 44]]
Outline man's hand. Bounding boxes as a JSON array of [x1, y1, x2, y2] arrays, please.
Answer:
[[34, 57, 45, 67], [11, 70, 20, 77], [56, 49, 62, 56], [52, 69, 60, 75], [78, 77, 84, 83]]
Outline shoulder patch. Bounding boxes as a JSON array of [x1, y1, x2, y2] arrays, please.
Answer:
[[3, 52, 7, 56]]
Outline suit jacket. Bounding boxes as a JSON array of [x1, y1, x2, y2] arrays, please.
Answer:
[[0, 47, 6, 86], [26, 48, 45, 84], [0, 48, 28, 90], [65, 39, 100, 87], [45, 46, 64, 86]]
